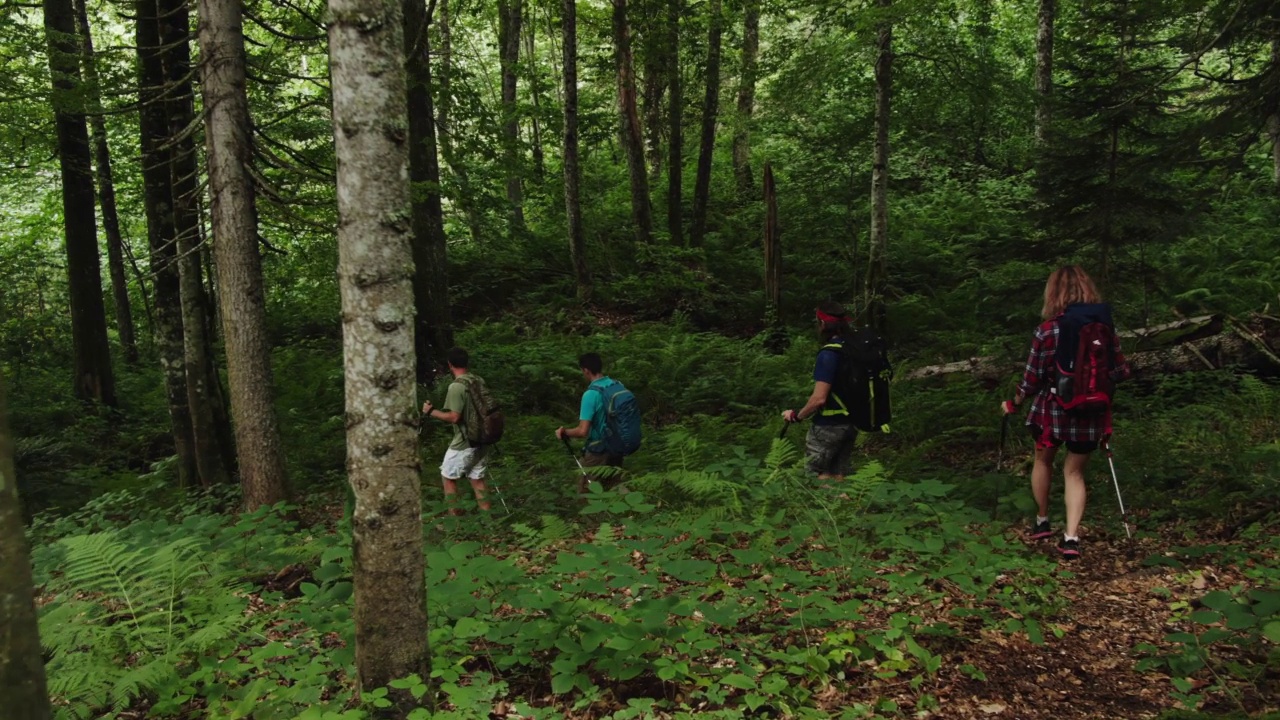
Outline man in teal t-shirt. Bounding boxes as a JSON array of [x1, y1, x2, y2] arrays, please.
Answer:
[[555, 352, 624, 492]]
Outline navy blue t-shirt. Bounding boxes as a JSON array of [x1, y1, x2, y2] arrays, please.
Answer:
[[812, 338, 849, 426]]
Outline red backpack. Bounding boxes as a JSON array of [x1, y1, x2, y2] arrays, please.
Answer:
[[1053, 303, 1118, 414]]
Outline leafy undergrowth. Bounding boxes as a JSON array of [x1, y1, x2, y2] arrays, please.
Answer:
[[29, 440, 1280, 720]]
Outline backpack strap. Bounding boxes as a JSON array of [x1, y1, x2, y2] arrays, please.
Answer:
[[819, 342, 851, 418]]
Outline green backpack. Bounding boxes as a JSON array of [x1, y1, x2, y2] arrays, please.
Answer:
[[457, 375, 505, 447]]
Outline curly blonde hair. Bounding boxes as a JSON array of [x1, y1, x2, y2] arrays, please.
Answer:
[[1041, 265, 1100, 319]]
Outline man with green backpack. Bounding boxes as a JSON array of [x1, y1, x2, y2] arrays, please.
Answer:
[[555, 353, 642, 493], [422, 347, 505, 514]]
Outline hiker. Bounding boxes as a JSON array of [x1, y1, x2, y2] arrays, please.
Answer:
[[781, 301, 892, 480], [422, 347, 495, 514], [1002, 265, 1131, 560], [555, 353, 641, 493]]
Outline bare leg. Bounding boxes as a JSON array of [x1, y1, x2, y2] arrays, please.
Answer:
[[1032, 446, 1058, 518], [1063, 452, 1089, 537], [441, 476, 463, 515], [469, 477, 491, 511]]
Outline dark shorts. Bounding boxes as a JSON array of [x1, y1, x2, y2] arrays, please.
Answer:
[[1028, 425, 1098, 455], [805, 423, 858, 476], [580, 451, 624, 491]]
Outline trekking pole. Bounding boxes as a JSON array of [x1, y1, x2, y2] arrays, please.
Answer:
[[778, 422, 790, 439], [563, 436, 593, 494], [1103, 437, 1132, 540], [996, 404, 1012, 471], [485, 472, 511, 515]]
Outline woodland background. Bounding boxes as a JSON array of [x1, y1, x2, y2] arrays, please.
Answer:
[[0, 0, 1278, 717]]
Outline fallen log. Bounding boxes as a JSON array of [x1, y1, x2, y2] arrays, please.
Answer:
[[905, 314, 1279, 384]]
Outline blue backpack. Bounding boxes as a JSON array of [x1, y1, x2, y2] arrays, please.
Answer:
[[590, 381, 642, 456]]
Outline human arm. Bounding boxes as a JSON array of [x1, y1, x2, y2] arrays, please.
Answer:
[[1015, 324, 1054, 402], [557, 389, 599, 440], [783, 381, 832, 422], [423, 381, 465, 424], [422, 401, 461, 424], [556, 420, 592, 440]]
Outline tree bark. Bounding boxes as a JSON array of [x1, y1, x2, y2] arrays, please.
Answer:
[[73, 0, 138, 366], [563, 0, 591, 299], [763, 162, 780, 321], [328, 0, 429, 699], [498, 0, 525, 234], [689, 0, 722, 246], [666, 0, 682, 245], [524, 22, 546, 182], [1034, 0, 1055, 147], [641, 4, 664, 183], [137, 0, 197, 488], [437, 0, 484, 244], [866, 0, 892, 333], [732, 0, 758, 196], [613, 0, 653, 244], [405, 0, 454, 384], [1270, 36, 1280, 187], [44, 0, 117, 406], [0, 375, 52, 720], [198, 0, 290, 510], [162, 0, 232, 487]]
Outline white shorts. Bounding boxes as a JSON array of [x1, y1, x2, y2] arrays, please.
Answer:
[[440, 446, 489, 481]]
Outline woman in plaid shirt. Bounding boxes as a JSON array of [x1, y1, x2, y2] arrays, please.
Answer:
[[1001, 266, 1130, 560]]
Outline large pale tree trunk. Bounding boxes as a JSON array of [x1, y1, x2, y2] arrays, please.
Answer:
[[499, 0, 525, 234], [1034, 0, 1055, 147], [666, 0, 682, 245], [163, 0, 232, 486], [563, 0, 591, 298], [405, 0, 453, 383], [437, 0, 484, 244], [613, 0, 653, 245], [866, 0, 892, 332], [74, 0, 138, 366], [689, 0, 722, 246], [328, 0, 428, 700], [732, 0, 758, 196], [137, 0, 197, 487], [198, 0, 290, 510], [0, 376, 52, 720], [44, 0, 117, 406]]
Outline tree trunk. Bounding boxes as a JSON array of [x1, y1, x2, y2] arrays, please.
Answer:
[[613, 0, 653, 244], [405, 0, 454, 384], [437, 0, 485, 244], [865, 0, 892, 333], [73, 0, 138, 366], [1270, 36, 1280, 187], [0, 376, 53, 720], [137, 0, 197, 488], [906, 315, 1280, 384], [563, 0, 591, 299], [198, 0, 290, 510], [732, 0, 758, 197], [641, 15, 664, 184], [666, 0, 682, 245], [328, 0, 429, 699], [1034, 0, 1055, 147], [763, 162, 781, 329], [524, 22, 546, 182], [44, 0, 117, 406], [689, 0, 722, 246], [498, 0, 525, 235], [160, 0, 233, 487]]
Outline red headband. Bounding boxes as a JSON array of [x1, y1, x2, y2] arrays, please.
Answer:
[[816, 310, 847, 324]]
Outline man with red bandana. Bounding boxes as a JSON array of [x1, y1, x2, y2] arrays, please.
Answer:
[[781, 301, 860, 480]]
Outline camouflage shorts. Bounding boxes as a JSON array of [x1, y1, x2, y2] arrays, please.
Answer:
[[805, 424, 857, 477]]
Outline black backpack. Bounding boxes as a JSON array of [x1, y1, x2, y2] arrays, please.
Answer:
[[826, 328, 893, 433]]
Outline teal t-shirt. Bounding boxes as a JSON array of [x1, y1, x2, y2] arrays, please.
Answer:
[[579, 377, 614, 446]]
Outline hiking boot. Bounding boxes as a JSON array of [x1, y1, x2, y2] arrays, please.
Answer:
[[1058, 537, 1081, 560], [1030, 518, 1053, 540]]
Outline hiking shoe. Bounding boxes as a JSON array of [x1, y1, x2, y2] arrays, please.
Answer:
[[1030, 518, 1053, 540], [1058, 537, 1081, 560]]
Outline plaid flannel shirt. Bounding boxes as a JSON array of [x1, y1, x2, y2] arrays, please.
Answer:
[[1016, 318, 1130, 445]]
